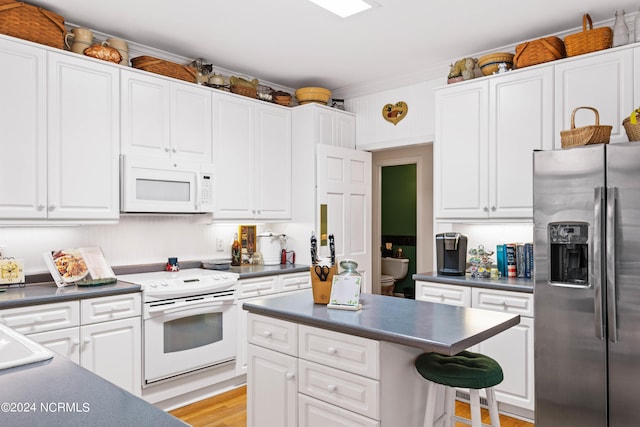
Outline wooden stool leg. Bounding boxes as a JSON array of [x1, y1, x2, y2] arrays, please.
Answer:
[[485, 387, 501, 427], [442, 386, 455, 427], [423, 381, 439, 427], [469, 389, 482, 427]]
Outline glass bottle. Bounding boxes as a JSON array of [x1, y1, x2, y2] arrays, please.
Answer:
[[338, 259, 360, 276], [613, 10, 629, 47], [231, 233, 241, 266]]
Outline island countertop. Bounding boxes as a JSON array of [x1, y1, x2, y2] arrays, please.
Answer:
[[242, 290, 520, 355]]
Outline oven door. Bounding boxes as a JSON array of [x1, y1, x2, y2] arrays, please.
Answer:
[[143, 297, 237, 384]]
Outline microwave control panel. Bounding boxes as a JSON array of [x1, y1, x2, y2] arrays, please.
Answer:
[[200, 173, 212, 208]]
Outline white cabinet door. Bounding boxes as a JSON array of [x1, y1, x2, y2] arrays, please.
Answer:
[[489, 66, 554, 218], [170, 81, 212, 162], [475, 316, 534, 411], [254, 104, 291, 219], [0, 38, 47, 219], [28, 327, 81, 364], [47, 51, 119, 220], [299, 394, 379, 427], [120, 69, 170, 157], [317, 145, 372, 292], [213, 93, 255, 219], [80, 316, 141, 395], [213, 93, 292, 220], [247, 343, 297, 427], [316, 108, 356, 149], [121, 70, 212, 162], [434, 80, 489, 218], [555, 49, 634, 147], [414, 281, 471, 307]]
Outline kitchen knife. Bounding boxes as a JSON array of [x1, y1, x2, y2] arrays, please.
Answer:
[[328, 234, 335, 266], [310, 231, 318, 265]]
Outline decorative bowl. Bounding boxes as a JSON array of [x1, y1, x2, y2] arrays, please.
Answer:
[[477, 52, 514, 76], [295, 87, 331, 105]]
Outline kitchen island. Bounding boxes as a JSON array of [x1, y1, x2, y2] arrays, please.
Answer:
[[243, 290, 520, 426], [0, 354, 186, 427]]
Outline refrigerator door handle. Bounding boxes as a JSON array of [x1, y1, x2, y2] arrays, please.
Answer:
[[593, 186, 605, 340], [606, 187, 618, 343]]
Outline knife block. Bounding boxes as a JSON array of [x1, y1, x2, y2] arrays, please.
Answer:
[[311, 265, 338, 304]]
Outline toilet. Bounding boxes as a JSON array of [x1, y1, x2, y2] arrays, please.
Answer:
[[380, 257, 409, 296]]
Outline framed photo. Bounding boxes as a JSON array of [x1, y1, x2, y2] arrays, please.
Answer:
[[238, 225, 256, 259]]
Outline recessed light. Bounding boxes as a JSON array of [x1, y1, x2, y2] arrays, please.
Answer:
[[308, 0, 376, 18]]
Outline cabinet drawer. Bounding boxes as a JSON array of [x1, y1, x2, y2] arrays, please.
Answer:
[[81, 293, 141, 325], [239, 276, 279, 298], [280, 272, 311, 292], [248, 313, 298, 356], [299, 325, 379, 380], [0, 301, 79, 334], [472, 288, 533, 317], [415, 281, 471, 307], [298, 391, 379, 427], [298, 359, 379, 419]]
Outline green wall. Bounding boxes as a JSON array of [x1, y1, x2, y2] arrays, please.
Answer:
[[381, 164, 416, 296]]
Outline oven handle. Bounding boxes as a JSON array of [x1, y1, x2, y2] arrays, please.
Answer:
[[147, 297, 235, 315]]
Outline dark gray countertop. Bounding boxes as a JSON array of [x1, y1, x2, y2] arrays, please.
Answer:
[[243, 290, 520, 355], [413, 272, 534, 294], [230, 264, 310, 279], [0, 281, 141, 310], [0, 354, 186, 427]]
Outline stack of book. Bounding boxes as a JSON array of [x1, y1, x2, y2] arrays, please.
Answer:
[[496, 243, 533, 279]]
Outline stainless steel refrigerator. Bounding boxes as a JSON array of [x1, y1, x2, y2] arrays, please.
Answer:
[[533, 143, 640, 427]]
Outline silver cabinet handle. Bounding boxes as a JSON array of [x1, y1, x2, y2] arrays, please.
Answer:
[[48, 204, 56, 211]]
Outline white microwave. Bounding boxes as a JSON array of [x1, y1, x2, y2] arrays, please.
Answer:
[[120, 155, 214, 214]]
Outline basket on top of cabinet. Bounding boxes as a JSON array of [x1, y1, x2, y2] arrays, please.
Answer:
[[0, 0, 65, 49]]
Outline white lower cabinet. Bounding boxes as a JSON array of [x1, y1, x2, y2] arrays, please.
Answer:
[[0, 293, 142, 396], [298, 394, 379, 427], [237, 272, 311, 376], [247, 313, 428, 427], [415, 281, 534, 416]]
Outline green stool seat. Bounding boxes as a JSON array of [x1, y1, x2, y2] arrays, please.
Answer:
[[415, 350, 503, 389]]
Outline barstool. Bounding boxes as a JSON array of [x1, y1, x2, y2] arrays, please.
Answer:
[[415, 350, 503, 427]]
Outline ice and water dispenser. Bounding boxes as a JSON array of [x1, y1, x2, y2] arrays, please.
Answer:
[[549, 223, 589, 285]]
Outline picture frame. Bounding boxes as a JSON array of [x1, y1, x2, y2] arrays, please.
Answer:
[[238, 225, 256, 262]]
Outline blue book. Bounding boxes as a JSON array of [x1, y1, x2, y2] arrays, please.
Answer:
[[524, 243, 533, 279], [496, 244, 505, 277]]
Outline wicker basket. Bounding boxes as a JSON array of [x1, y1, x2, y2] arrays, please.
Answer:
[[564, 14, 612, 57], [0, 0, 65, 49], [131, 56, 197, 83], [230, 85, 257, 98], [561, 107, 612, 148], [514, 36, 566, 69], [477, 52, 514, 76], [623, 113, 640, 141]]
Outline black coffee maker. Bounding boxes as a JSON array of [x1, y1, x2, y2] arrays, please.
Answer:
[[436, 233, 468, 276]]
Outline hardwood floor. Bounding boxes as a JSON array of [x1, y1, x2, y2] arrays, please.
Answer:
[[170, 385, 534, 427]]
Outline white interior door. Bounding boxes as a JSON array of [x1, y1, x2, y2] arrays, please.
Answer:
[[317, 145, 372, 292]]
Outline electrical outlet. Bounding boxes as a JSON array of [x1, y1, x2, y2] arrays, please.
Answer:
[[216, 238, 224, 252]]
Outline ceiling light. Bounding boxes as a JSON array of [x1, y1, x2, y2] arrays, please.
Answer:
[[308, 0, 374, 18]]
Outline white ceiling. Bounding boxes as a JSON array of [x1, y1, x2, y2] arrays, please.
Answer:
[[28, 0, 639, 94]]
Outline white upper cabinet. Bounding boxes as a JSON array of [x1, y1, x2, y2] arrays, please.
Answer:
[[294, 103, 356, 149], [554, 48, 634, 147], [212, 92, 291, 220], [435, 65, 553, 220], [47, 51, 120, 220], [0, 37, 47, 219], [121, 69, 212, 162]]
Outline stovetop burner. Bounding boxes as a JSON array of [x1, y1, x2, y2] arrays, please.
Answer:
[[117, 268, 239, 301]]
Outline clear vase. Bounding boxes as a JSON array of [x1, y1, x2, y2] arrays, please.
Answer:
[[613, 9, 629, 47]]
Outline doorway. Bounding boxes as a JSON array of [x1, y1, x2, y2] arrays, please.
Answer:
[[371, 144, 433, 295]]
